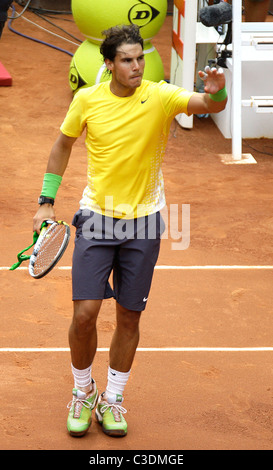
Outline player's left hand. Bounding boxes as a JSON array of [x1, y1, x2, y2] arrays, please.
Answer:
[[198, 66, 225, 94]]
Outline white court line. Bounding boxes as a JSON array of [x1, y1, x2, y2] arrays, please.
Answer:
[[3, 265, 273, 271], [1, 347, 273, 352], [3, 266, 273, 352], [155, 266, 273, 270]]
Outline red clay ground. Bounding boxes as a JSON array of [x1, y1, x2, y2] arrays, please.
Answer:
[[1, 7, 273, 456]]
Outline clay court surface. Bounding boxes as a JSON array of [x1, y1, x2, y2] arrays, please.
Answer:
[[1, 8, 273, 454]]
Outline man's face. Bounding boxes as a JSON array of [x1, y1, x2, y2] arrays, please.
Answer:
[[105, 43, 145, 96]]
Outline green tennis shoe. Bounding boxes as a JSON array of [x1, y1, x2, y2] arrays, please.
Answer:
[[95, 392, 128, 437], [67, 379, 98, 437]]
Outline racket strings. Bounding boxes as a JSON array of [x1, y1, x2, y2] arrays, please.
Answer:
[[32, 225, 67, 275]]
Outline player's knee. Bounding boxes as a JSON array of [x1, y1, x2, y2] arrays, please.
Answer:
[[72, 299, 101, 335], [116, 303, 142, 335]]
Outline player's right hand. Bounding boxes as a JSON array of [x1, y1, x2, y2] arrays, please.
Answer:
[[33, 204, 56, 234]]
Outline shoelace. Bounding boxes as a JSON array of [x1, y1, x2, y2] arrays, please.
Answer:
[[100, 403, 127, 422], [67, 396, 93, 418]]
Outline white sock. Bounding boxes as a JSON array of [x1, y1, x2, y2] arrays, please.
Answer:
[[71, 363, 92, 391], [106, 367, 131, 403]]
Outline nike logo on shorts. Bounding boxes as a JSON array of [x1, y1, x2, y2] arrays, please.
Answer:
[[143, 297, 148, 302]]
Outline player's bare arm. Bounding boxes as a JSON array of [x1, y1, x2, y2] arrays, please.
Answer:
[[187, 66, 227, 116], [33, 133, 77, 233]]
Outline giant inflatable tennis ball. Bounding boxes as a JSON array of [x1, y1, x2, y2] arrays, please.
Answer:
[[71, 0, 167, 44], [69, 40, 164, 92], [143, 41, 164, 82], [69, 40, 108, 92]]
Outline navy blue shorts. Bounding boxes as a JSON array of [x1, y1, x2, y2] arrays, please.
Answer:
[[71, 210, 165, 311]]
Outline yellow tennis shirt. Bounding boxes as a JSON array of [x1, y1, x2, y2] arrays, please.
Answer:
[[60, 80, 193, 219]]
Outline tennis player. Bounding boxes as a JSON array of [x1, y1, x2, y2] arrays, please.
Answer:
[[33, 24, 227, 438]]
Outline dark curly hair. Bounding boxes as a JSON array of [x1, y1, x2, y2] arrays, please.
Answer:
[[100, 24, 144, 63]]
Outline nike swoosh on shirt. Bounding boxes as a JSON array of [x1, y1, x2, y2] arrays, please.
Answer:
[[141, 98, 149, 104]]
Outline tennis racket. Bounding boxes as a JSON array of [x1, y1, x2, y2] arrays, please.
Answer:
[[28, 220, 70, 279]]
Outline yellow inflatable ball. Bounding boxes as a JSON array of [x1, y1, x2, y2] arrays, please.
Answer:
[[69, 40, 108, 92], [143, 41, 164, 82], [69, 39, 164, 92], [71, 0, 167, 44]]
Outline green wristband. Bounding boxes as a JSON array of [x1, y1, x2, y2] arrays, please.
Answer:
[[41, 173, 62, 199], [209, 86, 227, 102]]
